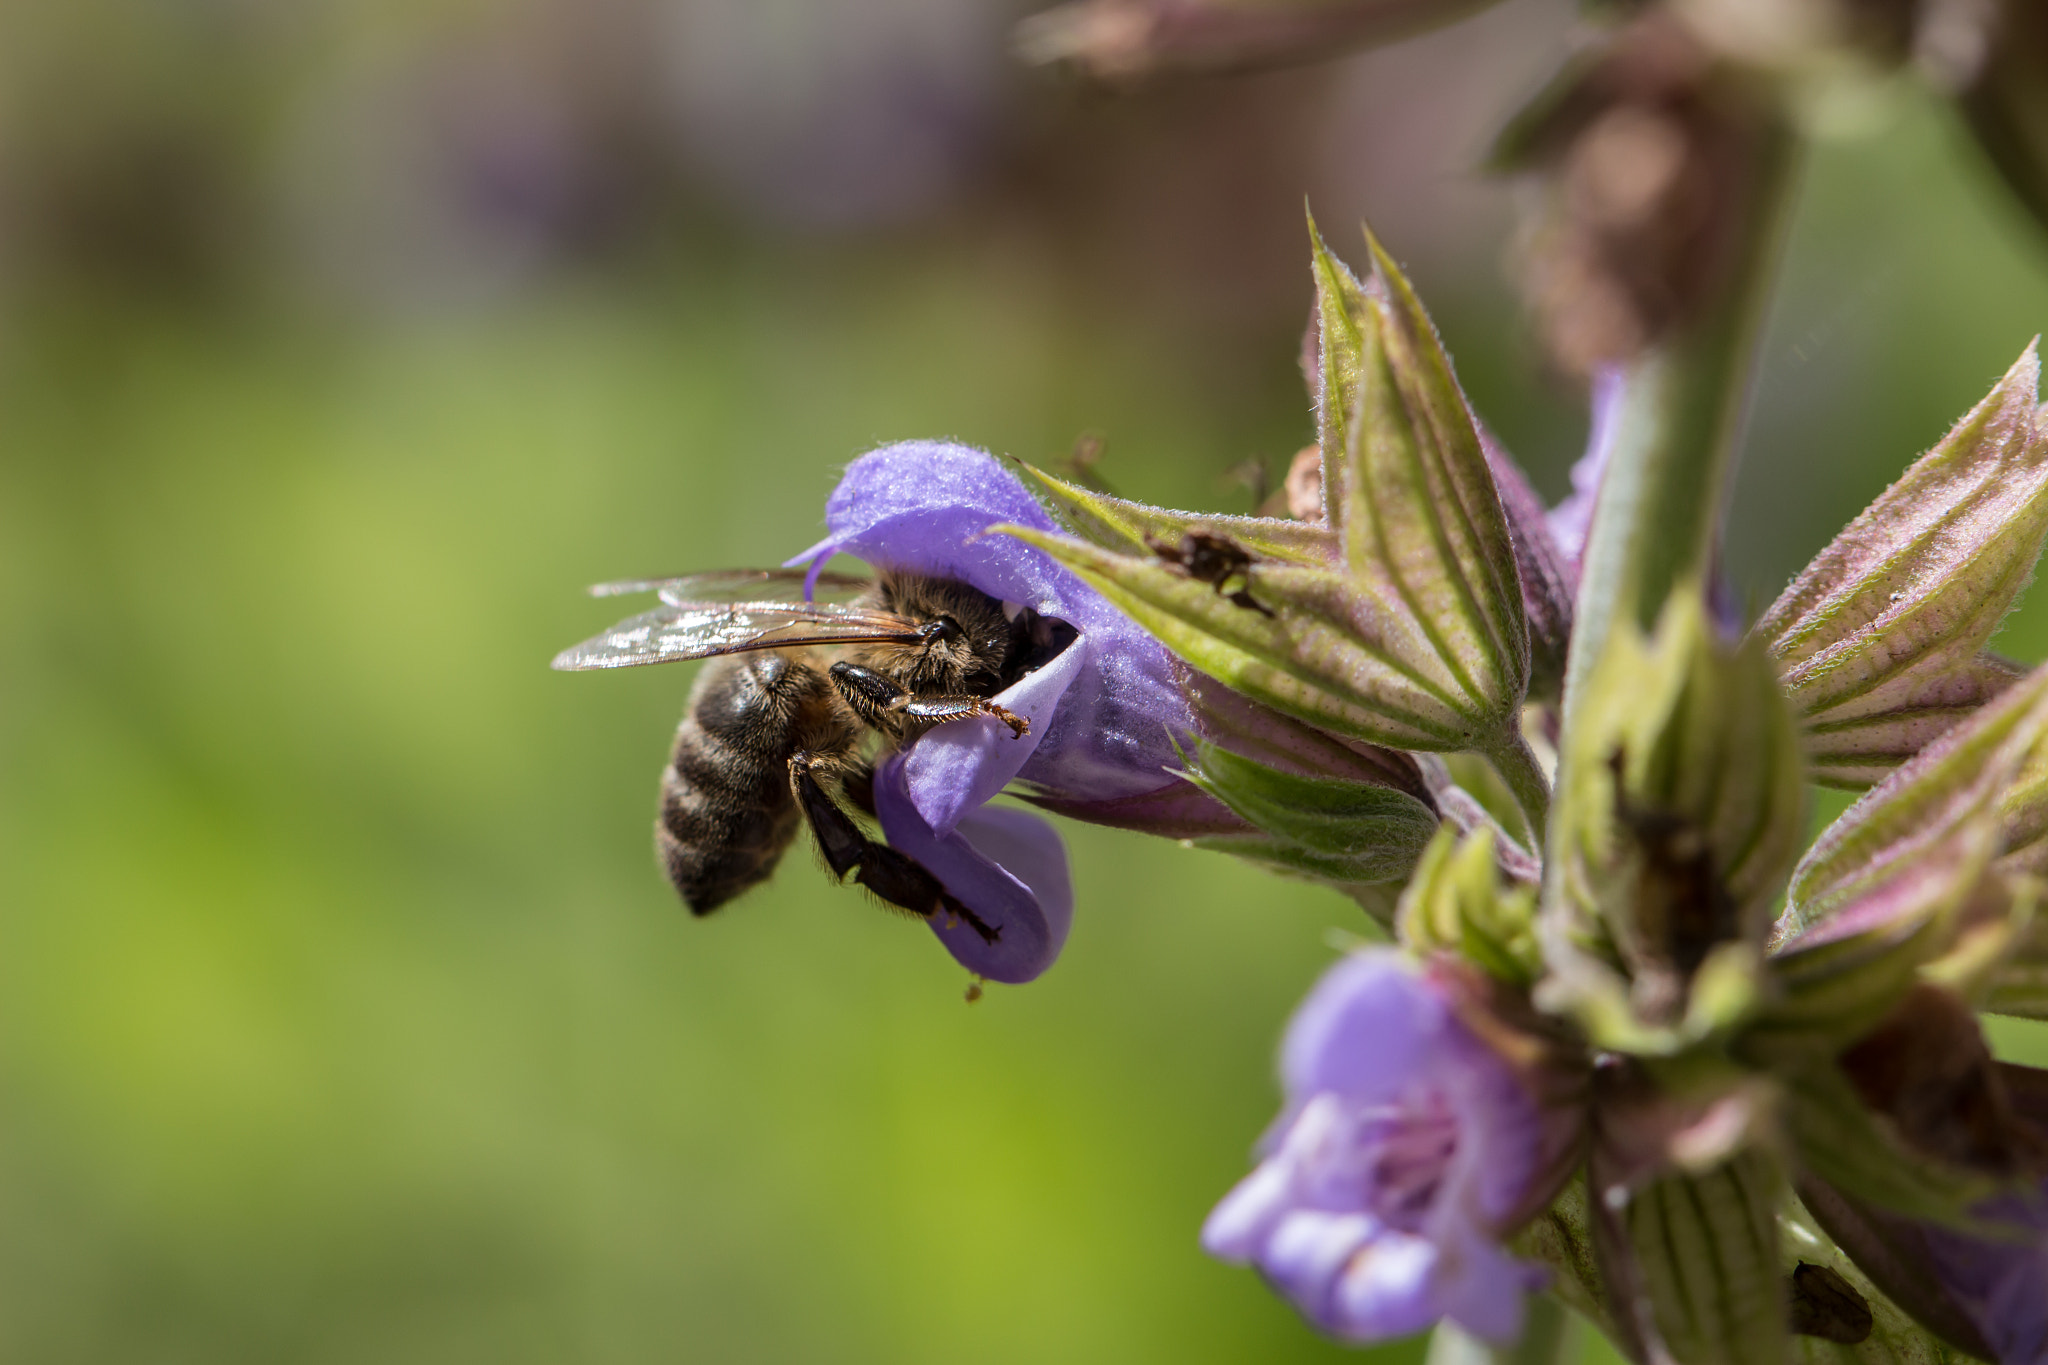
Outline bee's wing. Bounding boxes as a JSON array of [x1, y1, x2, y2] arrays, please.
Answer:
[[588, 569, 872, 608], [551, 601, 924, 671]]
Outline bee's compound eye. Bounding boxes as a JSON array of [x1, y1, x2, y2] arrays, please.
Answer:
[[929, 615, 962, 643]]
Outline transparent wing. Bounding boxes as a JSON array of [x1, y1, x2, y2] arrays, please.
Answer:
[[551, 600, 924, 671], [588, 568, 871, 608]]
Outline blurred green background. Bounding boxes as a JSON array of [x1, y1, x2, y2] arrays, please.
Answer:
[[5, 1, 2048, 1361]]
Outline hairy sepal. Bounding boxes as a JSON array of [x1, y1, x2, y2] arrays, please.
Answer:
[[1017, 462, 1337, 565], [1756, 346, 2048, 783], [1177, 738, 1439, 885], [1764, 666, 2048, 1048], [1310, 218, 1531, 716], [995, 524, 1510, 750]]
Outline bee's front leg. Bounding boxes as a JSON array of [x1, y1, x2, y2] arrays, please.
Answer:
[[828, 662, 1028, 738], [787, 752, 1001, 944]]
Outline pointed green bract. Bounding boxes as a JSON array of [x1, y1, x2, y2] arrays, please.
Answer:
[[1018, 461, 1338, 565], [1548, 589, 1807, 1033], [1755, 345, 2048, 785], [1310, 220, 1531, 720]]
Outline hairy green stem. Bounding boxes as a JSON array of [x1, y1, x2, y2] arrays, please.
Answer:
[[1486, 726, 1552, 844], [1561, 123, 1802, 724]]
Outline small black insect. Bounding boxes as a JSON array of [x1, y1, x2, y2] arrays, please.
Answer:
[[1145, 526, 1276, 618], [1787, 1262, 1873, 1344]]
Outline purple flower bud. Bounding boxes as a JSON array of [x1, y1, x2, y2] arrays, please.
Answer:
[[787, 440, 1204, 979], [1203, 952, 1561, 1344]]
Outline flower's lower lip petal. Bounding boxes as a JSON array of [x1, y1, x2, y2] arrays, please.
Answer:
[[1262, 1211, 1377, 1323], [903, 637, 1086, 836], [1201, 1161, 1298, 1261], [874, 760, 1073, 983], [1327, 1232, 1442, 1340]]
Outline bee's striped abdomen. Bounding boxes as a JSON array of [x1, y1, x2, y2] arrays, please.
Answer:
[[658, 652, 825, 913]]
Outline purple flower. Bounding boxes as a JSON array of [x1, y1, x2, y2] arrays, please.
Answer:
[[1203, 951, 1551, 1344], [786, 440, 1198, 982], [1923, 1197, 2048, 1365]]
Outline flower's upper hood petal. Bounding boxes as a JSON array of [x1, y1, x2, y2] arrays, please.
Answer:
[[873, 756, 1074, 983], [1281, 954, 1445, 1101], [787, 441, 1193, 804]]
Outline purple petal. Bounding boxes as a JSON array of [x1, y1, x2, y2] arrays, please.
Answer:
[[1281, 954, 1444, 1099], [873, 757, 1073, 983], [1324, 1230, 1442, 1340], [1202, 1158, 1301, 1261], [1432, 1233, 1545, 1343], [901, 625, 1085, 835], [788, 441, 1195, 807], [1548, 365, 1624, 569], [786, 439, 1072, 609]]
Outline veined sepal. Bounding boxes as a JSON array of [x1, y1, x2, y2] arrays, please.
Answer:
[[1759, 663, 2048, 1051], [1175, 736, 1440, 887], [1016, 462, 1337, 565], [1309, 216, 1531, 716], [1591, 1143, 1790, 1365], [1754, 344, 2048, 788]]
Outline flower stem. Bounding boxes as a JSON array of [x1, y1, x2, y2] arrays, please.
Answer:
[[1486, 727, 1551, 844], [1425, 1295, 1575, 1365], [1561, 121, 1801, 724]]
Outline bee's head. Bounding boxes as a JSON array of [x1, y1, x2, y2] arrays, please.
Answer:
[[874, 571, 1015, 694]]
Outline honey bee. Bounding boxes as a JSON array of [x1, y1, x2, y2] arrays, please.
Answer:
[[553, 568, 1077, 943]]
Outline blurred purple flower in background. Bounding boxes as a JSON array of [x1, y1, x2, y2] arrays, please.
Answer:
[[787, 440, 1199, 981], [1923, 1196, 2048, 1365], [1202, 951, 1551, 1344]]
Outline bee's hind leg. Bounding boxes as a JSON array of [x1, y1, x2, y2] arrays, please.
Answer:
[[787, 752, 1001, 945], [828, 663, 1027, 738]]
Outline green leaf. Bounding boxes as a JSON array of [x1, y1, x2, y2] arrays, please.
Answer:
[[1178, 738, 1439, 882], [1755, 345, 2048, 784]]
